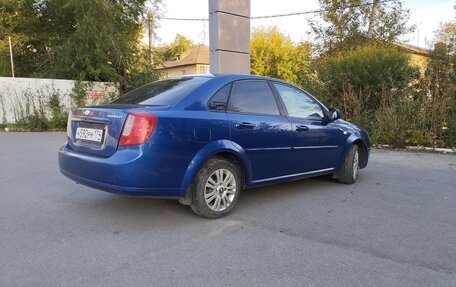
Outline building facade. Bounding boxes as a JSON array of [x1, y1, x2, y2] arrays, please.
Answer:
[[158, 45, 210, 78]]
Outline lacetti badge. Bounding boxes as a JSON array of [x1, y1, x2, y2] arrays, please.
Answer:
[[107, 115, 123, 119], [83, 110, 91, 116]]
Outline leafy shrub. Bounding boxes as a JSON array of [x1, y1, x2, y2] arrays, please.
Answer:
[[312, 43, 419, 113], [8, 112, 49, 132], [420, 43, 456, 148], [302, 43, 453, 148], [48, 92, 68, 130], [6, 89, 70, 132], [70, 81, 90, 107], [371, 97, 442, 148]]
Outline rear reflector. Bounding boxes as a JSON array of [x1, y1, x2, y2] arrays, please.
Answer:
[[118, 112, 157, 146]]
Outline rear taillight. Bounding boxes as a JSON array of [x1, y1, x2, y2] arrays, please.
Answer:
[[118, 112, 157, 146]]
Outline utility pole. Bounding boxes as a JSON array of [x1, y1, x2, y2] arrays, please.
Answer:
[[417, 26, 420, 47], [147, 10, 154, 65], [416, 22, 422, 47], [8, 36, 15, 77], [367, 0, 380, 38]]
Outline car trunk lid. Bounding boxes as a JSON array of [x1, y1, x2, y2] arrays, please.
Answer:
[[67, 105, 167, 157]]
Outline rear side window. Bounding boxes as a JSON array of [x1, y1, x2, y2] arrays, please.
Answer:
[[228, 81, 280, 116], [208, 83, 232, 111], [112, 77, 210, 106]]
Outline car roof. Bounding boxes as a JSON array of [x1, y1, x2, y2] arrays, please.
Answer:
[[170, 73, 294, 111], [170, 73, 286, 83]]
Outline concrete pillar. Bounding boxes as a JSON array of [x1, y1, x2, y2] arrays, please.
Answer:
[[209, 0, 250, 74]]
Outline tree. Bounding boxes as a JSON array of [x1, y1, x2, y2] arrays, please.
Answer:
[[45, 0, 154, 84], [156, 34, 195, 62], [434, 21, 456, 55], [122, 45, 161, 93], [367, 0, 380, 38], [0, 0, 44, 77], [309, 0, 414, 52], [250, 27, 312, 85], [0, 0, 162, 92]]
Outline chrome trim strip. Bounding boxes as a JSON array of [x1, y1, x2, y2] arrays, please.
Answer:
[[294, 145, 338, 150], [72, 116, 112, 124], [252, 168, 335, 184], [245, 147, 293, 151]]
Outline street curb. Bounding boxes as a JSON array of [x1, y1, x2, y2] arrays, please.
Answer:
[[374, 144, 456, 154]]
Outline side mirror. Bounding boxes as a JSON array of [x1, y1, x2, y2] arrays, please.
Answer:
[[328, 108, 341, 122]]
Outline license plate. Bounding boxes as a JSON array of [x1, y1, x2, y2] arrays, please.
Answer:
[[75, 127, 104, 143]]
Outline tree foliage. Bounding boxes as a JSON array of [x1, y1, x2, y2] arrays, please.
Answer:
[[309, 0, 414, 52], [306, 43, 419, 141], [434, 20, 456, 55], [250, 27, 312, 85], [0, 0, 162, 92], [313, 43, 418, 109], [156, 34, 195, 62]]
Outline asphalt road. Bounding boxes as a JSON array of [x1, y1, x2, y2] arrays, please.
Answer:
[[1, 132, 455, 287]]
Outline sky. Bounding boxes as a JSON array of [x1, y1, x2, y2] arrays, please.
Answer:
[[152, 0, 455, 49]]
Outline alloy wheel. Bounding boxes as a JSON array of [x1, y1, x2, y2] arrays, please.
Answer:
[[204, 168, 237, 212], [353, 150, 359, 180]]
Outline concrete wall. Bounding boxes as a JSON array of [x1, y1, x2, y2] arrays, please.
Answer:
[[0, 77, 118, 123]]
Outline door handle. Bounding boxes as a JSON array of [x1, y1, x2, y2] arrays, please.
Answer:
[[296, 125, 309, 131], [235, 122, 255, 129]]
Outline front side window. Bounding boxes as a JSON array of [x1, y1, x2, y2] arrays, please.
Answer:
[[273, 83, 324, 121], [112, 77, 210, 106], [228, 81, 280, 116]]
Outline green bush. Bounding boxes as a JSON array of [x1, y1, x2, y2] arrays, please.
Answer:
[[8, 112, 49, 132], [302, 43, 453, 148], [311, 43, 419, 117], [48, 92, 68, 130], [49, 112, 68, 130], [70, 81, 90, 107], [446, 100, 456, 148], [370, 95, 439, 148], [6, 89, 70, 132]]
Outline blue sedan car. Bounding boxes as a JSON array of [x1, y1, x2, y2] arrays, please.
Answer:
[[59, 74, 370, 218]]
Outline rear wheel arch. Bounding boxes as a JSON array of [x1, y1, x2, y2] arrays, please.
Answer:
[[189, 157, 242, 218], [179, 141, 251, 201], [179, 150, 247, 207], [207, 152, 246, 188]]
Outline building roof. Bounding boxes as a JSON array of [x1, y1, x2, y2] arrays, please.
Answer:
[[392, 42, 431, 57], [158, 44, 209, 70]]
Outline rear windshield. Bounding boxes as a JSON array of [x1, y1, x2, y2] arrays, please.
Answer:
[[112, 77, 210, 106]]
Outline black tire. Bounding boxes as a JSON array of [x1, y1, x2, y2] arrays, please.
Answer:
[[338, 145, 360, 184], [190, 158, 242, 219]]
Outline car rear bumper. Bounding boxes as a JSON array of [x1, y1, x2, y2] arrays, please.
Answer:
[[58, 144, 183, 197]]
